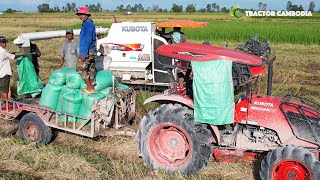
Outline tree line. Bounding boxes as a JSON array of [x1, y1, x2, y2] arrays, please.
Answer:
[[2, 1, 318, 13]]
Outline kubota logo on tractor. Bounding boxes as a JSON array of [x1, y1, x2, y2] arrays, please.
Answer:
[[122, 26, 148, 32]]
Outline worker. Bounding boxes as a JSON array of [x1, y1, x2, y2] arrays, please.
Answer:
[[59, 29, 79, 68], [76, 6, 97, 94], [30, 42, 41, 76], [171, 27, 187, 44], [0, 36, 26, 100], [176, 77, 187, 97], [95, 43, 112, 71]]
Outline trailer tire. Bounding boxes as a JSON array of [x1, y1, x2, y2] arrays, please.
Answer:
[[260, 145, 318, 180], [19, 113, 53, 144], [137, 104, 211, 174]]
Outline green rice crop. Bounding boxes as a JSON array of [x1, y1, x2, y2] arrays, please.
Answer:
[[182, 20, 320, 44]]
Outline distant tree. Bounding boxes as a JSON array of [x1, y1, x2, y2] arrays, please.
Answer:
[[290, 5, 299, 11], [186, 4, 196, 13], [171, 3, 183, 12], [258, 2, 267, 11], [298, 5, 304, 11], [37, 3, 50, 12], [163, 9, 168, 12], [206, 4, 212, 12], [117, 4, 124, 12], [198, 8, 206, 12], [4, 8, 16, 13], [53, 6, 60, 12], [308, 1, 315, 12], [211, 3, 217, 12], [62, 6, 65, 12], [126, 4, 132, 11], [138, 4, 144, 12], [151, 4, 160, 12], [220, 7, 228, 12], [71, 2, 76, 12], [287, 1, 292, 11]]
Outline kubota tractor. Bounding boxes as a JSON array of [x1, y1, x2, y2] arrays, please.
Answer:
[[136, 42, 320, 179]]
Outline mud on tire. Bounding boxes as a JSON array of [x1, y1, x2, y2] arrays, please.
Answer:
[[19, 113, 53, 144], [136, 104, 211, 174], [260, 145, 319, 180]]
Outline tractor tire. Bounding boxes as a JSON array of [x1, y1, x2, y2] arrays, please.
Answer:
[[19, 113, 53, 144], [260, 145, 319, 180], [136, 103, 211, 174]]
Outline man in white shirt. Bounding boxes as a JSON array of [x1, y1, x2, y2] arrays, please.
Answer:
[[0, 36, 24, 100], [59, 29, 79, 68]]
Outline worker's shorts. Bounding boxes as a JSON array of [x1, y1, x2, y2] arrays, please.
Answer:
[[76, 51, 96, 81], [0, 75, 10, 93]]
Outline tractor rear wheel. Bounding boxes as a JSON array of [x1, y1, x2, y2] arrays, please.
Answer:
[[136, 104, 211, 174], [260, 145, 319, 180], [19, 113, 53, 144]]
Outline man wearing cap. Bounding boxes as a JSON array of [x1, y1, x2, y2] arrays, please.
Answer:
[[60, 29, 79, 68], [76, 6, 97, 94], [0, 36, 25, 100]]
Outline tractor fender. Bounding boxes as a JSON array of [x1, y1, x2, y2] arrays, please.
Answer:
[[144, 94, 194, 109]]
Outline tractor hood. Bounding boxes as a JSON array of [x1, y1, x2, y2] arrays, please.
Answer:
[[156, 43, 264, 66]]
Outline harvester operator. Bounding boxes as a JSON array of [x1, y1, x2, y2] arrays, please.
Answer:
[[76, 6, 97, 94], [170, 27, 187, 43]]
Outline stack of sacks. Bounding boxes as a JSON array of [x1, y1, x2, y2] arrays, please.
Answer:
[[39, 68, 129, 124]]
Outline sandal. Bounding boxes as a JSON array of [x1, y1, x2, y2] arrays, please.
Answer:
[[81, 89, 95, 94]]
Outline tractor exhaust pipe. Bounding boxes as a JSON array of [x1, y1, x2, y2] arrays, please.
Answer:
[[267, 56, 276, 96]]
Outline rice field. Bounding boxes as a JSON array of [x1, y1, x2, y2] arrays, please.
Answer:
[[2, 12, 320, 44], [0, 12, 319, 179]]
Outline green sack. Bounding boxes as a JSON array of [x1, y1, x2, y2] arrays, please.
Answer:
[[61, 93, 83, 122], [78, 93, 105, 124], [16, 54, 43, 96], [48, 67, 74, 86], [39, 84, 62, 110], [117, 84, 129, 90], [100, 87, 112, 97], [94, 70, 114, 91], [192, 60, 234, 125], [66, 70, 86, 89], [56, 86, 81, 113]]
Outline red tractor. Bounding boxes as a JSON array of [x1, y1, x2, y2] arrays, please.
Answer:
[[136, 42, 320, 179]]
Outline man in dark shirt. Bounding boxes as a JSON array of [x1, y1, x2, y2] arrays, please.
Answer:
[[30, 42, 41, 76]]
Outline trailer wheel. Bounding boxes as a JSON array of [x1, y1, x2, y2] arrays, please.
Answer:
[[137, 104, 211, 174], [260, 145, 318, 180], [19, 113, 53, 144]]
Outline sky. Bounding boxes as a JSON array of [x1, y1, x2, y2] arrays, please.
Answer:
[[0, 0, 317, 12]]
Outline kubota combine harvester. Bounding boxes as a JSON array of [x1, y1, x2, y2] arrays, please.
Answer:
[[136, 42, 320, 179]]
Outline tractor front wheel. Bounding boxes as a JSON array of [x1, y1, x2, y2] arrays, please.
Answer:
[[19, 113, 53, 144], [260, 145, 319, 180], [136, 104, 212, 174]]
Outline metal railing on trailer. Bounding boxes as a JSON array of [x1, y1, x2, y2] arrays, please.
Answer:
[[0, 98, 110, 138]]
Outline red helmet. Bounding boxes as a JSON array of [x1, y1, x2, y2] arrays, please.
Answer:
[[76, 6, 91, 16]]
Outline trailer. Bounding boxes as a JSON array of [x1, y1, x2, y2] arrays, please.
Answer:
[[0, 87, 136, 144]]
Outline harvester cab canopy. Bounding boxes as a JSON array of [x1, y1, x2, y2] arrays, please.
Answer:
[[156, 20, 209, 28]]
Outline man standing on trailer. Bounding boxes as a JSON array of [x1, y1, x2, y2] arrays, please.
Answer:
[[0, 36, 25, 100], [60, 29, 79, 68], [76, 6, 96, 94]]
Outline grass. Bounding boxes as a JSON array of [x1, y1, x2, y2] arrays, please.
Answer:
[[0, 12, 319, 179]]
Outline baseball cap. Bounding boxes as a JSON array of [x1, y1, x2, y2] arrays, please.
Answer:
[[0, 36, 8, 43], [66, 29, 74, 35]]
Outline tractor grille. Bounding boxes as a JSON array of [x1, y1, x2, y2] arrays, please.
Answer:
[[286, 111, 320, 144]]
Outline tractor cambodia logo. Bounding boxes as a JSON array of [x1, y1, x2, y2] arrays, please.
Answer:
[[230, 5, 242, 18]]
